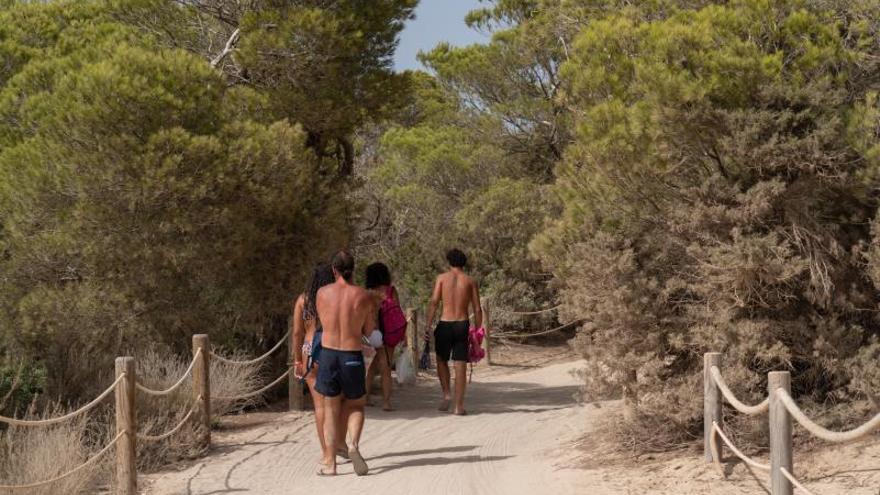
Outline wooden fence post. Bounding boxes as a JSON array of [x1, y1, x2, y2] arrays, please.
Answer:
[[482, 301, 492, 365], [703, 352, 722, 463], [115, 357, 137, 495], [410, 309, 419, 373], [289, 328, 304, 411], [769, 371, 793, 495], [192, 334, 211, 449]]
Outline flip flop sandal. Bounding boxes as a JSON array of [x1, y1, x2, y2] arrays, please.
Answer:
[[438, 399, 450, 412], [454, 410, 468, 416], [349, 448, 369, 476]]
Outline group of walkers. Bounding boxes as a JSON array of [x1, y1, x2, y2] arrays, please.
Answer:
[[291, 248, 483, 476]]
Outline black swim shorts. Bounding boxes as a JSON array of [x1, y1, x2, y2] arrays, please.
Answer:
[[434, 320, 470, 362], [315, 348, 366, 399]]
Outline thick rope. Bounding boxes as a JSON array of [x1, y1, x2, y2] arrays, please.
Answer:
[[780, 467, 819, 495], [0, 374, 125, 427], [137, 397, 200, 442], [495, 319, 586, 339], [778, 389, 880, 443], [710, 367, 770, 416], [210, 329, 291, 366], [136, 349, 201, 397], [508, 305, 561, 316], [214, 369, 291, 401], [0, 431, 124, 490], [711, 422, 771, 471]]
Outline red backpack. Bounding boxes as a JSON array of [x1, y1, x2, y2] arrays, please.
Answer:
[[380, 286, 407, 347]]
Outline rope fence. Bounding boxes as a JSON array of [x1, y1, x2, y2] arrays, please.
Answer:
[[709, 366, 769, 416], [215, 370, 291, 401], [0, 431, 125, 490], [710, 421, 770, 471], [137, 397, 201, 443], [777, 391, 880, 443], [0, 325, 297, 495], [704, 352, 880, 495], [0, 374, 125, 427], [210, 329, 291, 366], [135, 348, 201, 397]]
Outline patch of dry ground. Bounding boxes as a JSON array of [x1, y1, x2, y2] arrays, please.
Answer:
[[142, 344, 880, 494]]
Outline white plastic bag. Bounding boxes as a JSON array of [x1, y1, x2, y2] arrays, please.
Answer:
[[396, 347, 416, 386]]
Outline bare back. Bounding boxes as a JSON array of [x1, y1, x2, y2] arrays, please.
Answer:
[[316, 279, 374, 352], [434, 269, 479, 322]]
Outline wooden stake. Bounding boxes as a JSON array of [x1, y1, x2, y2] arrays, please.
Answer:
[[769, 371, 793, 495], [192, 334, 211, 449], [704, 352, 722, 463], [115, 357, 137, 495], [289, 327, 304, 411], [410, 309, 419, 373]]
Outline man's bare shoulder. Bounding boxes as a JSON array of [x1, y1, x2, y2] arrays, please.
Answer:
[[316, 283, 335, 302]]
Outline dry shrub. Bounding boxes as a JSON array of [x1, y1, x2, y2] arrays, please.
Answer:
[[134, 347, 263, 470], [0, 405, 112, 495]]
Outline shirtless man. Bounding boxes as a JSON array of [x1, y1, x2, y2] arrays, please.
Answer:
[[315, 250, 382, 476], [425, 248, 482, 416]]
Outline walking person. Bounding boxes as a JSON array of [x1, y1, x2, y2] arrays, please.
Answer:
[[291, 263, 350, 461], [425, 248, 482, 416], [315, 250, 383, 476], [364, 262, 408, 412]]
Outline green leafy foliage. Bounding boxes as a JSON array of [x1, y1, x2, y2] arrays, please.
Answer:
[[536, 0, 880, 443], [0, 0, 351, 402]]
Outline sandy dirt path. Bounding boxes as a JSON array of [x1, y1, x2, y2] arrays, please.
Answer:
[[145, 354, 589, 495], [144, 348, 880, 495]]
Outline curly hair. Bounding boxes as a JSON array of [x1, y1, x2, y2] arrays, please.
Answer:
[[446, 248, 467, 268]]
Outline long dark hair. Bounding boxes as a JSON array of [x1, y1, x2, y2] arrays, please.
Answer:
[[303, 262, 335, 321], [365, 262, 391, 289]]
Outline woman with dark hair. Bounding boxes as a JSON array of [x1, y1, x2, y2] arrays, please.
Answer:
[[292, 262, 347, 458], [364, 262, 407, 411]]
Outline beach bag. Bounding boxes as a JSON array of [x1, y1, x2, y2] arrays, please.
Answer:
[[396, 347, 417, 386], [379, 286, 407, 347], [468, 326, 486, 364]]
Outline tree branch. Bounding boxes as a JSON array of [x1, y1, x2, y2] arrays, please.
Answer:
[[211, 28, 240, 68]]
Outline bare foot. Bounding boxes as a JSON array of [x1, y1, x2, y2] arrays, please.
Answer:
[[438, 398, 451, 412], [316, 465, 336, 476], [453, 409, 467, 416], [382, 402, 394, 412]]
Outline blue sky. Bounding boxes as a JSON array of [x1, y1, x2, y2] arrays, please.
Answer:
[[394, 0, 488, 71]]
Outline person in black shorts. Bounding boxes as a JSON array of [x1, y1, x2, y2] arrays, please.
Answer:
[[315, 250, 383, 476], [425, 248, 483, 416], [434, 320, 469, 362], [316, 349, 367, 400]]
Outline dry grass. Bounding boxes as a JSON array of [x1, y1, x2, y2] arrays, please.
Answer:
[[0, 346, 267, 493], [135, 347, 263, 469], [0, 404, 112, 495]]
